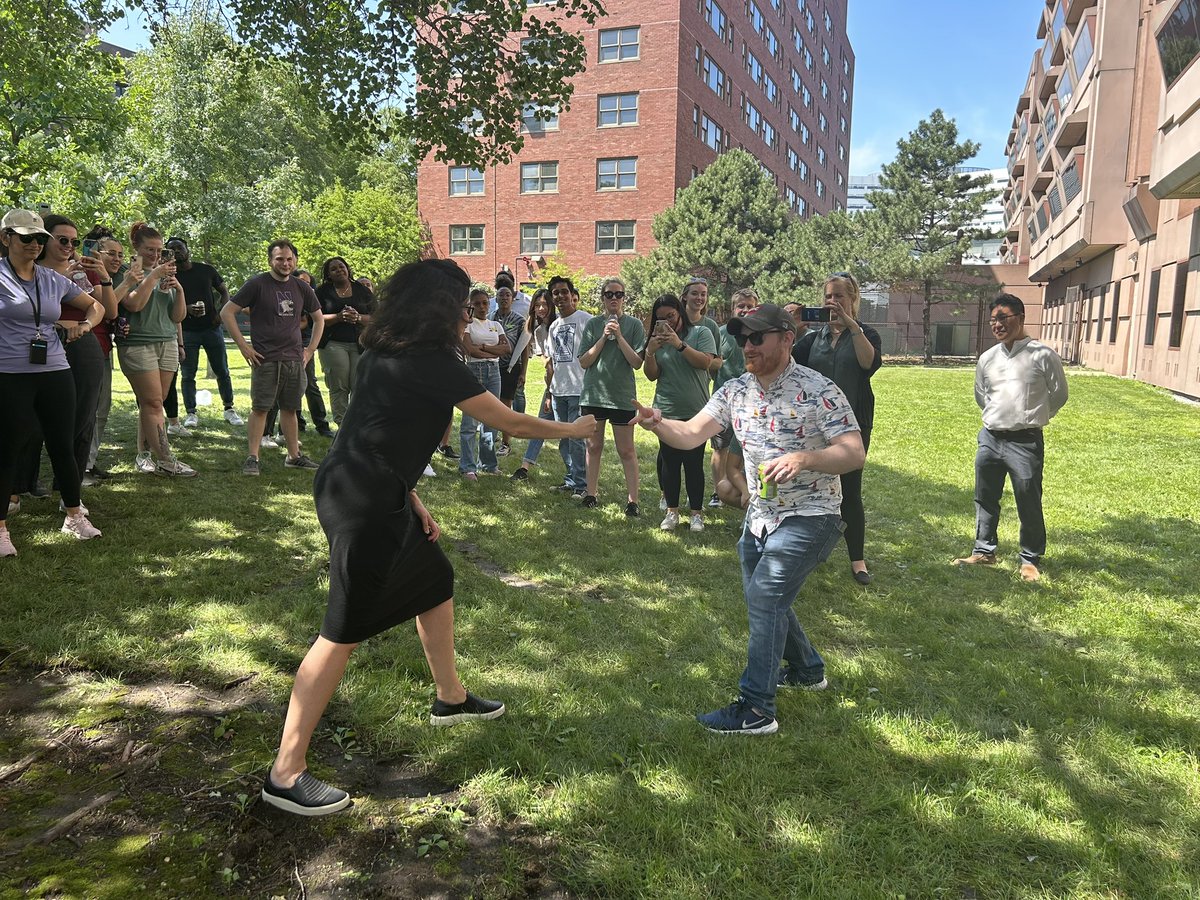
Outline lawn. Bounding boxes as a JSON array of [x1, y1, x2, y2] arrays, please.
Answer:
[[2, 357, 1198, 898]]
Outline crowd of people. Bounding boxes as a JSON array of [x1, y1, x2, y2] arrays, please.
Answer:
[[1, 207, 1069, 815]]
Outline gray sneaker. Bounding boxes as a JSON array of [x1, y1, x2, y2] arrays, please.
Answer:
[[242, 456, 260, 476], [285, 454, 319, 470], [156, 457, 197, 477]]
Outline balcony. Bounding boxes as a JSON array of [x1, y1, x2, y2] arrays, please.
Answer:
[[1039, 64, 1062, 100], [1055, 105, 1088, 150], [1150, 0, 1200, 198], [1063, 0, 1095, 26]]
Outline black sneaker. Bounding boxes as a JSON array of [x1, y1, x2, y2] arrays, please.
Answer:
[[261, 771, 351, 816], [285, 454, 320, 470], [510, 467, 529, 481], [582, 494, 598, 508], [708, 493, 721, 508], [429, 692, 506, 726], [696, 697, 778, 735], [437, 444, 460, 459], [316, 424, 335, 437], [624, 502, 640, 518], [777, 667, 829, 691]]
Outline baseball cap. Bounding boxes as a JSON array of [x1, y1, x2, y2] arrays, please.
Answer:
[[1, 209, 51, 236], [725, 303, 796, 337]]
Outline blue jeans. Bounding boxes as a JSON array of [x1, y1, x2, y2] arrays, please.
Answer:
[[181, 325, 235, 412], [522, 388, 554, 466], [553, 394, 585, 489], [737, 514, 843, 716], [460, 361, 500, 474]]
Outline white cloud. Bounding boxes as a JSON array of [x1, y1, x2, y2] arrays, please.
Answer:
[[848, 135, 893, 176]]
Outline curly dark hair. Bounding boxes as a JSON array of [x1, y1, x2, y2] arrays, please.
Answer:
[[360, 259, 471, 355]]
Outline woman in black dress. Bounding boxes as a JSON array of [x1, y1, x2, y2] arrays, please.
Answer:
[[262, 259, 596, 816]]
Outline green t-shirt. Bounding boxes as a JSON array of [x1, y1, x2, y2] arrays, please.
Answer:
[[694, 315, 721, 360], [713, 324, 745, 391], [579, 313, 646, 410], [123, 283, 178, 345], [651, 325, 717, 419]]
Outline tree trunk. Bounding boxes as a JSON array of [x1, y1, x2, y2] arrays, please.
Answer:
[[922, 277, 933, 365]]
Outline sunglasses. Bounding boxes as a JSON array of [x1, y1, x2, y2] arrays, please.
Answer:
[[4, 229, 49, 245], [54, 235, 82, 248], [602, 290, 625, 300], [733, 329, 786, 348]]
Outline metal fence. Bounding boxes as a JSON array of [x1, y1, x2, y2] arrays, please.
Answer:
[[866, 321, 981, 359]]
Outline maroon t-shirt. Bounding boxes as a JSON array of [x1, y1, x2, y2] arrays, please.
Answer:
[[229, 272, 320, 362]]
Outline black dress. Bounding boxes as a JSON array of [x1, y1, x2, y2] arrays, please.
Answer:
[[314, 347, 484, 643]]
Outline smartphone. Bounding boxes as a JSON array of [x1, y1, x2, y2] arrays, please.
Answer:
[[82, 239, 99, 258], [160, 248, 175, 264], [801, 307, 833, 323], [654, 320, 672, 335]]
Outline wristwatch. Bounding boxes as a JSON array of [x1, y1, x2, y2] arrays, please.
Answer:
[[98, 280, 113, 287], [676, 342, 686, 353]]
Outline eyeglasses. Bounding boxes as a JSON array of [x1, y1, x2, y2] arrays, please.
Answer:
[[733, 329, 787, 347], [4, 229, 49, 245], [989, 312, 1020, 323], [602, 290, 625, 300], [550, 288, 572, 297], [54, 235, 82, 248]]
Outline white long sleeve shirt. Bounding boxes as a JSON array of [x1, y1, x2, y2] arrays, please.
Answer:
[[975, 337, 1068, 430]]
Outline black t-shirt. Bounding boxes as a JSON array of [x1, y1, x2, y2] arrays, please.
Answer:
[[792, 322, 883, 434], [175, 262, 225, 332], [317, 281, 376, 344], [331, 347, 485, 487]]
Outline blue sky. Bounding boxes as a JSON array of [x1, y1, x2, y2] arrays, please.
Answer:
[[846, 0, 1047, 173]]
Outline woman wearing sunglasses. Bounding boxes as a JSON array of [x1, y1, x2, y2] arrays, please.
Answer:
[[643, 293, 716, 532], [0, 209, 105, 556], [792, 272, 882, 585]]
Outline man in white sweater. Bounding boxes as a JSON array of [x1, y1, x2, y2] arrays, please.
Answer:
[[955, 293, 1068, 582]]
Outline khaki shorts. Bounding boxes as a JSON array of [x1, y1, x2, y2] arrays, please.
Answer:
[[251, 359, 305, 411], [118, 340, 179, 375]]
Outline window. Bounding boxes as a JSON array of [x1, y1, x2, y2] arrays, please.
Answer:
[[596, 221, 636, 253], [800, 122, 810, 145], [1109, 280, 1121, 343], [785, 185, 800, 211], [701, 113, 725, 151], [520, 223, 558, 255], [803, 84, 812, 108], [841, 83, 849, 104], [742, 96, 764, 135], [818, 111, 828, 133], [748, 0, 764, 35], [837, 140, 846, 161], [520, 161, 559, 193], [597, 157, 637, 190], [817, 144, 826, 167], [1169, 261, 1189, 348], [598, 93, 639, 126], [790, 66, 802, 93], [522, 103, 559, 132], [824, 9, 832, 31], [759, 161, 777, 183], [822, 43, 830, 68], [1144, 267, 1161, 345], [805, 45, 814, 71], [798, 195, 808, 216], [806, 8, 815, 32], [799, 159, 809, 180], [599, 27, 640, 62], [836, 170, 844, 188], [843, 52, 850, 76], [745, 49, 764, 83], [815, 177, 825, 198], [764, 74, 779, 106], [1056, 70, 1074, 110], [788, 106, 800, 132], [763, 119, 778, 150], [1072, 19, 1094, 81], [839, 114, 847, 133], [1157, 0, 1200, 86], [820, 77, 829, 100], [792, 27, 805, 55], [448, 166, 484, 196], [786, 146, 799, 172], [703, 54, 729, 100], [1095, 287, 1106, 344], [449, 225, 484, 255], [705, 0, 733, 46], [765, 26, 780, 59]]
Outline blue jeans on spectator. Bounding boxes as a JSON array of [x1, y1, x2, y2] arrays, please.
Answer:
[[182, 325, 235, 412], [737, 514, 843, 716], [522, 388, 554, 468], [553, 394, 585, 489], [460, 360, 500, 474]]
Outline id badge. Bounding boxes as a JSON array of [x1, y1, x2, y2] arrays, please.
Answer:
[[29, 336, 48, 365]]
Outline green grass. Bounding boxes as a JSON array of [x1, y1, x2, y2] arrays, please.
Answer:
[[3, 357, 1199, 898]]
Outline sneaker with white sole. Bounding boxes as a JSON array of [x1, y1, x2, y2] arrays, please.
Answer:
[[61, 513, 102, 540], [777, 667, 829, 691], [223, 408, 245, 426], [284, 454, 319, 470], [708, 493, 721, 508], [135, 451, 156, 474], [659, 495, 668, 511], [59, 500, 89, 517], [166, 423, 192, 438], [261, 771, 351, 817], [6, 498, 19, 518], [260, 435, 280, 449], [156, 457, 197, 477], [689, 513, 704, 533], [242, 456, 260, 476], [659, 510, 680, 531], [183, 413, 200, 428], [697, 697, 778, 735], [429, 692, 506, 726], [495, 443, 511, 457], [0, 529, 16, 557], [423, 463, 437, 477]]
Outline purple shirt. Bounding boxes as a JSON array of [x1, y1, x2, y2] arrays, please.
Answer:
[[229, 272, 320, 362], [0, 262, 82, 374]]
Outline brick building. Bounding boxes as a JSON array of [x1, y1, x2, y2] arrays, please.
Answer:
[[417, 0, 855, 285], [1001, 0, 1200, 398]]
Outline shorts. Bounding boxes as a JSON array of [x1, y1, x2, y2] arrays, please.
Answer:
[[251, 359, 306, 411], [499, 362, 522, 402], [119, 340, 179, 375], [581, 405, 636, 426], [711, 426, 742, 454]]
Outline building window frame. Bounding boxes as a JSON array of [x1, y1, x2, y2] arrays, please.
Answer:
[[449, 224, 485, 255], [597, 157, 638, 191], [448, 166, 485, 197], [596, 220, 637, 253], [598, 92, 639, 127], [520, 161, 559, 194], [598, 26, 641, 62], [520, 222, 559, 255]]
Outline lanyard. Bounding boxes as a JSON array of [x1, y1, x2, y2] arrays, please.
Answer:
[[4, 258, 43, 335]]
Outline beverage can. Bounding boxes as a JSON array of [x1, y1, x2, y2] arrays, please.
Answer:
[[758, 463, 777, 500], [606, 314, 618, 340]]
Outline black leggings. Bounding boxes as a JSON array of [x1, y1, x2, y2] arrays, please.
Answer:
[[64, 333, 104, 481], [657, 442, 706, 512], [0, 369, 80, 519], [840, 430, 871, 561]]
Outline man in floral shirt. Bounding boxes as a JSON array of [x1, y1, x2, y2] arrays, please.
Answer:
[[633, 304, 864, 735]]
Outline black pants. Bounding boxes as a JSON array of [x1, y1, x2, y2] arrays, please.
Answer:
[[64, 332, 104, 482], [657, 442, 706, 512], [973, 427, 1046, 565], [0, 369, 80, 518], [164, 370, 179, 419], [840, 429, 871, 561]]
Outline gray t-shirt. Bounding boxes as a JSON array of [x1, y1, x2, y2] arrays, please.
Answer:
[[230, 272, 320, 362], [0, 262, 81, 374]]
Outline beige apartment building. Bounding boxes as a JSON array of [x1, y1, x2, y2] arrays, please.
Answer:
[[1001, 0, 1200, 398]]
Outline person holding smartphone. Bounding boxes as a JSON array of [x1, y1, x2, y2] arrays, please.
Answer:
[[0, 209, 104, 557], [791, 271, 882, 585]]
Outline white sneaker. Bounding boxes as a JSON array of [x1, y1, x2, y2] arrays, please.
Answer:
[[0, 529, 16, 557], [156, 457, 198, 477], [423, 463, 437, 477], [260, 436, 279, 449], [183, 413, 200, 428], [6, 498, 19, 517], [62, 513, 102, 540], [689, 513, 704, 533], [659, 510, 680, 531], [59, 500, 89, 517], [659, 495, 668, 511], [223, 408, 245, 426], [135, 451, 156, 474], [167, 423, 192, 437]]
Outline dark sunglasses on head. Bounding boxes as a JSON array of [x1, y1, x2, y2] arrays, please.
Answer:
[[54, 235, 82, 248], [602, 290, 625, 300], [733, 329, 786, 348], [4, 229, 49, 245]]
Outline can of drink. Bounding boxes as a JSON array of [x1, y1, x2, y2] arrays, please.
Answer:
[[758, 463, 777, 500], [606, 314, 618, 340]]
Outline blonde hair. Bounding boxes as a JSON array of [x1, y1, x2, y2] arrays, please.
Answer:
[[602, 276, 625, 290], [824, 272, 861, 318], [731, 288, 760, 306]]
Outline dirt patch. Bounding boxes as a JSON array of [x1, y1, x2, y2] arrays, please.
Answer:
[[0, 662, 569, 898]]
